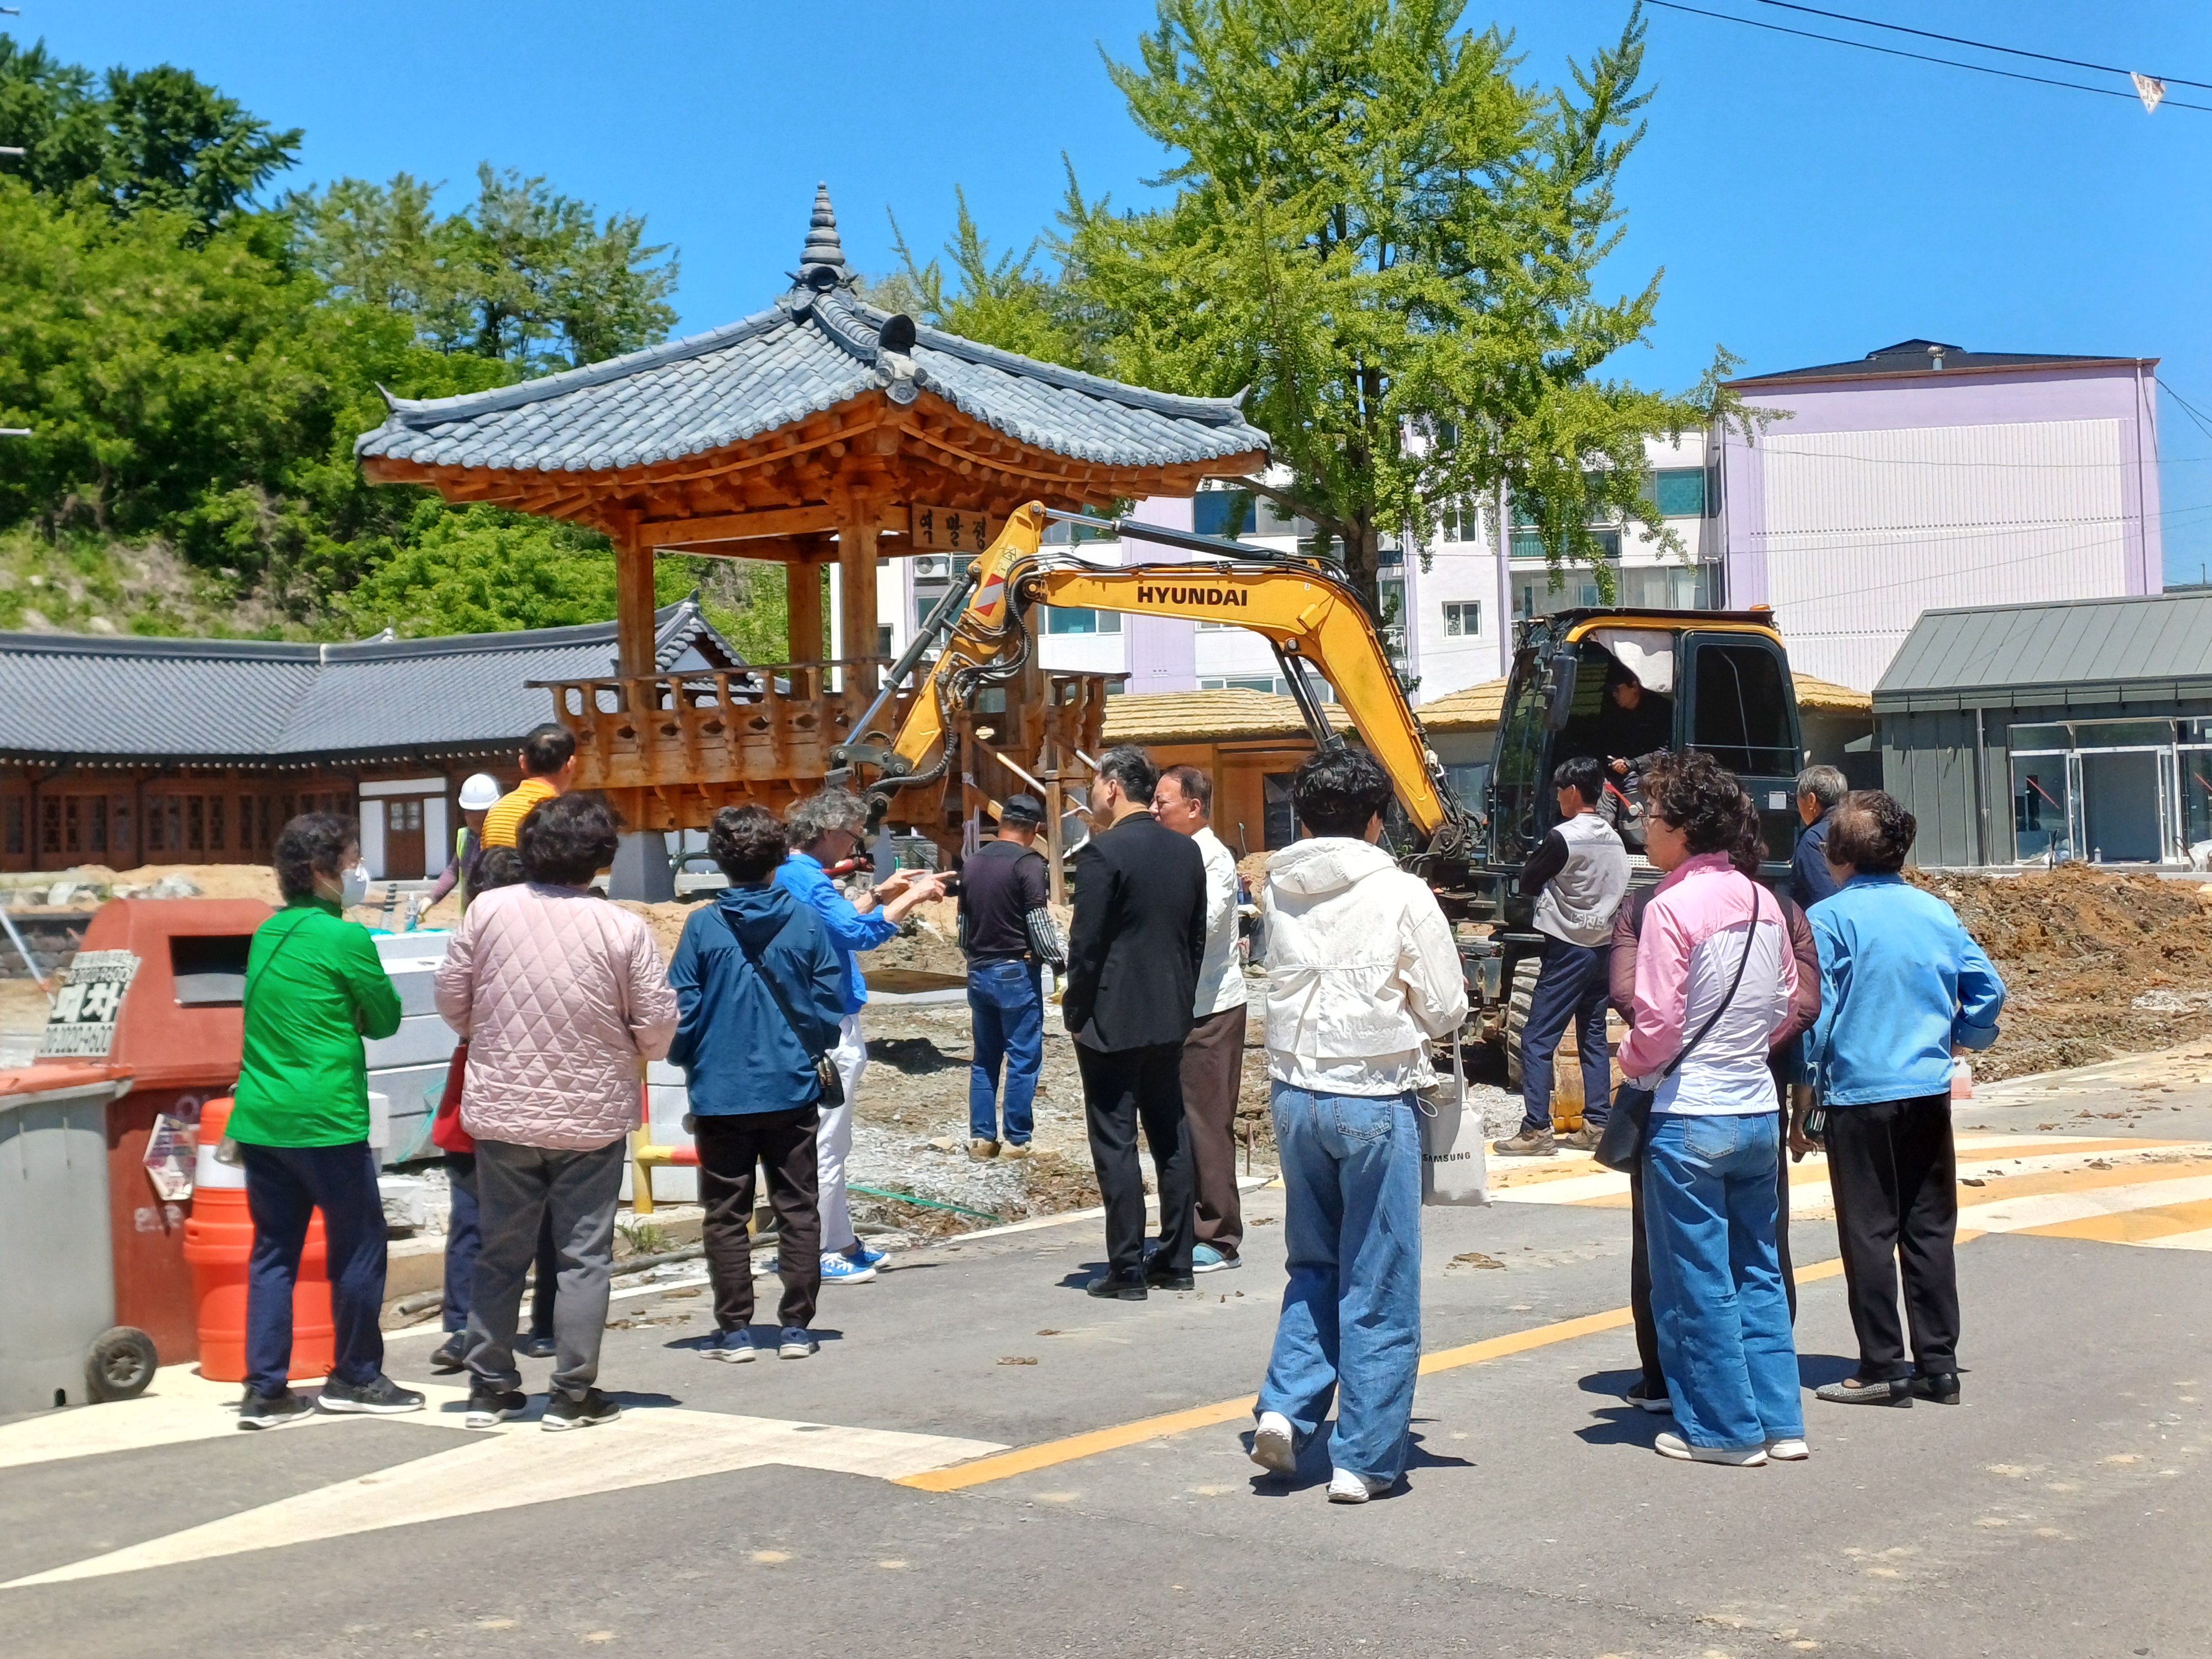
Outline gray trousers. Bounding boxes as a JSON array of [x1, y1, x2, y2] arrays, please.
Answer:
[[463, 1138, 625, 1401]]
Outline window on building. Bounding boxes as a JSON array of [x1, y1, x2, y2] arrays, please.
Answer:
[[1200, 676, 1280, 693], [876, 624, 894, 658], [1263, 773, 1297, 849], [1044, 607, 1123, 635], [1443, 601, 1481, 638], [1649, 467, 1708, 519], [1193, 490, 1253, 539]]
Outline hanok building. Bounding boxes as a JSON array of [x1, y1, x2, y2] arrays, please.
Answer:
[[0, 599, 738, 878], [352, 186, 1269, 852]]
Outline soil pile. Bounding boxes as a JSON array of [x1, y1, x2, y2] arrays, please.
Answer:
[[1913, 864, 2212, 1080]]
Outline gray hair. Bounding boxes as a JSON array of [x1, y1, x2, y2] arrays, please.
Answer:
[[1094, 744, 1159, 804], [787, 787, 869, 848], [1794, 764, 1848, 811]]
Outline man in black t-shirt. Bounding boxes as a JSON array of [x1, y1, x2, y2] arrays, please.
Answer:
[[957, 795, 1060, 1160]]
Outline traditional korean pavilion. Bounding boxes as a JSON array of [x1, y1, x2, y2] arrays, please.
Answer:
[[353, 186, 1268, 843]]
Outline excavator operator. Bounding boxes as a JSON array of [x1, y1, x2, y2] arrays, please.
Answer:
[[1599, 663, 1674, 781]]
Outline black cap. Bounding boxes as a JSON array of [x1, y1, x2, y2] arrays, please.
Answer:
[[1000, 793, 1045, 825]]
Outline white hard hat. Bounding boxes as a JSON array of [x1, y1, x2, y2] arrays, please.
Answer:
[[459, 773, 502, 810]]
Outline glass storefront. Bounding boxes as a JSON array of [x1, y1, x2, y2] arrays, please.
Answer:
[[2008, 716, 2212, 865]]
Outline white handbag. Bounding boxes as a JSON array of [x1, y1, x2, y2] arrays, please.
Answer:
[[1417, 1036, 1490, 1207]]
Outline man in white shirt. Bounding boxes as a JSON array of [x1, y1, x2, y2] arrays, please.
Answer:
[[1154, 765, 1248, 1272]]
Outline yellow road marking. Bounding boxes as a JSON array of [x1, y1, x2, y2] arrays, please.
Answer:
[[2010, 1196, 2212, 1245], [1950, 1156, 2212, 1207], [899, 1258, 1853, 1493]]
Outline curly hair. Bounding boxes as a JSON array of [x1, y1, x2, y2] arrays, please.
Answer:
[[273, 812, 358, 902], [518, 792, 621, 886], [786, 787, 868, 850], [1826, 789, 1917, 874], [1640, 750, 1759, 861], [474, 844, 527, 893], [1292, 745, 1394, 839], [709, 804, 789, 883]]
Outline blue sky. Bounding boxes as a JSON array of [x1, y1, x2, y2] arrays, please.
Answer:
[[22, 1, 2212, 582]]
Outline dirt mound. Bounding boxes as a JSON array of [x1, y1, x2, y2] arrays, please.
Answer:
[[1912, 864, 2212, 1080]]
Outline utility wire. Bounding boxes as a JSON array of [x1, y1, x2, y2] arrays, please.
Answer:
[[1751, 1, 2212, 92], [1645, 0, 2212, 112]]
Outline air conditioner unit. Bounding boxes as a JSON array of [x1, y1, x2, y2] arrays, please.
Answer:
[[912, 555, 951, 581]]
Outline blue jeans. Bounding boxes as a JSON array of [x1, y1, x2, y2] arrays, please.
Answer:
[[1520, 936, 1613, 1132], [967, 959, 1042, 1144], [1256, 1083, 1423, 1483], [239, 1141, 388, 1397], [1643, 1112, 1802, 1449]]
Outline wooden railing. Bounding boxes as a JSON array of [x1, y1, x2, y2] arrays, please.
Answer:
[[531, 662, 1114, 841]]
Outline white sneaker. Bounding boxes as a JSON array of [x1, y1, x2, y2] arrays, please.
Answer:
[[1327, 1468, 1392, 1504], [1249, 1411, 1297, 1476], [1765, 1437, 1810, 1461], [1654, 1431, 1766, 1467]]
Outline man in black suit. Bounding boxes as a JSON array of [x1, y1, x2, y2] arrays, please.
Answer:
[[1064, 744, 1208, 1299]]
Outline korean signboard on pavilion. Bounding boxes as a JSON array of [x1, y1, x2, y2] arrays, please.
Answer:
[[909, 505, 995, 554]]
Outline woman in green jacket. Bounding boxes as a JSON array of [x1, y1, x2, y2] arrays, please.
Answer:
[[228, 812, 417, 1430]]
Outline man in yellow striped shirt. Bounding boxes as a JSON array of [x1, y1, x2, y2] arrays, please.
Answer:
[[483, 724, 578, 848]]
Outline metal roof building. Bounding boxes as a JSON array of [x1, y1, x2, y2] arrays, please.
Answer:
[[1873, 592, 2212, 868]]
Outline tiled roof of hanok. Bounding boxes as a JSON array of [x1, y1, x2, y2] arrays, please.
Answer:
[[0, 599, 737, 766], [354, 185, 1269, 477]]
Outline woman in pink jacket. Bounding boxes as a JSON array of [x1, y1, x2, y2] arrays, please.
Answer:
[[1619, 752, 1802, 1467], [434, 792, 677, 1433]]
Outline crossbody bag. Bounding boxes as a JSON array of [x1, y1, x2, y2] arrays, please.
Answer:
[[1593, 886, 1765, 1173], [713, 907, 844, 1109]]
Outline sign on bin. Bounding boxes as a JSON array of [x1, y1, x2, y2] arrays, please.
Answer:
[[38, 950, 143, 1058]]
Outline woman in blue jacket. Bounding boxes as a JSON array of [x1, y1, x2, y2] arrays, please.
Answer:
[[667, 806, 848, 1363], [1801, 791, 2005, 1410]]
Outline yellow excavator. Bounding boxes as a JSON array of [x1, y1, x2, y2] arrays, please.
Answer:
[[831, 500, 1805, 1080]]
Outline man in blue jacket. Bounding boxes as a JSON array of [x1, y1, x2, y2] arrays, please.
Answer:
[[1800, 790, 2005, 1411], [1790, 765, 1848, 909], [670, 806, 848, 1361], [778, 790, 944, 1285]]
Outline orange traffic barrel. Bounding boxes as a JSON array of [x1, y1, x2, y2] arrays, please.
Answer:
[[181, 1098, 336, 1384]]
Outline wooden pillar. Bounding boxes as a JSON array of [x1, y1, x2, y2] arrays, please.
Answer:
[[613, 518, 658, 686], [838, 512, 880, 696], [1039, 736, 1067, 909], [786, 558, 824, 698]]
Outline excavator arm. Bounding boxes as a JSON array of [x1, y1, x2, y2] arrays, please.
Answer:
[[841, 502, 1470, 853]]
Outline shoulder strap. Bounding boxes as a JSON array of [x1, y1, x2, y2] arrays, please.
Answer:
[[1661, 885, 1764, 1080], [712, 904, 822, 1058]]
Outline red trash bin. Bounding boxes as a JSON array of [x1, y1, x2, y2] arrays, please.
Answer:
[[181, 1097, 336, 1384]]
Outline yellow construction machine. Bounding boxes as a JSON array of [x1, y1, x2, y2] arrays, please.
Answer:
[[831, 501, 1805, 1082]]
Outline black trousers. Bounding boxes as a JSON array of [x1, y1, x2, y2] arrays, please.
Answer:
[[695, 1108, 823, 1333], [1076, 1040, 1195, 1278], [1825, 1093, 1959, 1382]]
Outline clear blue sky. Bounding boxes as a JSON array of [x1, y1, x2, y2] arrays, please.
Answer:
[[23, 1, 2212, 583]]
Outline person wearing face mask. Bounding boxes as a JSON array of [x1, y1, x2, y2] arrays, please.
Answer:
[[228, 812, 413, 1430]]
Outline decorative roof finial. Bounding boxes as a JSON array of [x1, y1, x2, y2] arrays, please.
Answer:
[[798, 182, 848, 290]]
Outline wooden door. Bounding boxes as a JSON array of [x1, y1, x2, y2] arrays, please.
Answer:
[[383, 797, 426, 879]]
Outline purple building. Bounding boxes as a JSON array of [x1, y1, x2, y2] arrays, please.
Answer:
[[1719, 339, 2162, 691]]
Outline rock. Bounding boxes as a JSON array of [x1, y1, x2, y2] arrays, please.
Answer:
[[145, 873, 203, 899], [378, 1175, 432, 1233]]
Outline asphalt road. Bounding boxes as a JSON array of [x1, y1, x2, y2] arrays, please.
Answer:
[[6, 1051, 2211, 1659]]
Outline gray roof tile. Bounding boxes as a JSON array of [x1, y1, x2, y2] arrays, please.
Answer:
[[355, 188, 1267, 477], [0, 601, 739, 765]]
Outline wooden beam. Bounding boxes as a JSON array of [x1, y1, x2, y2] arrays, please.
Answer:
[[613, 517, 658, 680], [786, 562, 825, 699], [639, 500, 909, 549], [837, 502, 880, 696], [665, 534, 837, 564]]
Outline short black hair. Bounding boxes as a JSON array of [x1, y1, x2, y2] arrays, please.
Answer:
[[1827, 789, 1916, 874], [274, 812, 357, 902], [709, 804, 789, 883], [518, 791, 620, 886], [520, 722, 577, 779], [1159, 764, 1212, 814], [1292, 745, 1392, 839], [1095, 744, 1157, 805], [475, 844, 527, 892], [1553, 756, 1605, 807]]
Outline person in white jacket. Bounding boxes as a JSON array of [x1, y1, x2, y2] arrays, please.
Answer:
[[1247, 748, 1469, 1504]]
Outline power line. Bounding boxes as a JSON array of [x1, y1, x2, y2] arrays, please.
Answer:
[[1750, 1, 2212, 91], [1645, 1, 2212, 112]]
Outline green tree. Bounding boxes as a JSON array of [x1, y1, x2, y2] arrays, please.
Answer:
[[289, 163, 680, 374], [1056, 0, 1739, 606], [883, 186, 1099, 369], [0, 35, 301, 236]]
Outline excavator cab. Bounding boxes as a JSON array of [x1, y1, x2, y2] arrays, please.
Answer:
[[1472, 607, 1804, 1086]]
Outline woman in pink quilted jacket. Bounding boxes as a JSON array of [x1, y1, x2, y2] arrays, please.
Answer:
[[434, 792, 677, 1433]]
